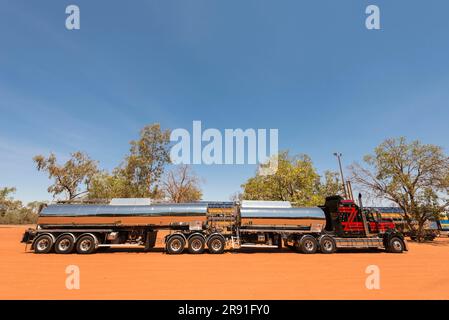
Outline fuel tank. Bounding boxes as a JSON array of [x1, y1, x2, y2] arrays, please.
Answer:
[[37, 203, 208, 227]]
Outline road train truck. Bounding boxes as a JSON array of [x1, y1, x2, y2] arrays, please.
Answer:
[[21, 194, 408, 254]]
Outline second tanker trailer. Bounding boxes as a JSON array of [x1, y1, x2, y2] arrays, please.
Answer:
[[21, 195, 408, 254]]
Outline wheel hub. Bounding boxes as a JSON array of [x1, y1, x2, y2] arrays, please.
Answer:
[[323, 240, 332, 250], [171, 239, 181, 251], [304, 240, 314, 251], [191, 239, 202, 250], [58, 239, 70, 251], [80, 239, 91, 251], [37, 239, 49, 250], [211, 239, 221, 250], [393, 240, 402, 251]]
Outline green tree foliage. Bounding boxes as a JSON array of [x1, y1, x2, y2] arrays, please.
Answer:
[[117, 124, 171, 198], [88, 123, 172, 199], [0, 187, 40, 224], [86, 172, 131, 199], [241, 151, 343, 206], [0, 187, 17, 217], [0, 187, 16, 203], [320, 171, 344, 198], [33, 152, 99, 200], [162, 165, 202, 203], [350, 137, 449, 241]]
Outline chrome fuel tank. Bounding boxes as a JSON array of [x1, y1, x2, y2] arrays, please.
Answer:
[[37, 203, 208, 226], [240, 201, 326, 231]]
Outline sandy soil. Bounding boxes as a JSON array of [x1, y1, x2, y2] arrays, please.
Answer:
[[1, 225, 449, 300]]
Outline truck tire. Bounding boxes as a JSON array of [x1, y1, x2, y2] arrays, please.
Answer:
[[55, 234, 75, 254], [207, 235, 225, 254], [319, 235, 336, 254], [76, 234, 97, 254], [188, 235, 205, 254], [299, 235, 318, 254], [388, 237, 404, 253], [166, 235, 185, 254], [33, 234, 54, 254]]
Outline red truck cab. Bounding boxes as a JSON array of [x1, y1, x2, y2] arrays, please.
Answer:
[[328, 198, 395, 237]]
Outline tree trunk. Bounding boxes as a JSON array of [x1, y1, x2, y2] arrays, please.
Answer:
[[416, 221, 425, 242]]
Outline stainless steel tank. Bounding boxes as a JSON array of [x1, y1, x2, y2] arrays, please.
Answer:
[[37, 203, 208, 226], [240, 201, 327, 231]]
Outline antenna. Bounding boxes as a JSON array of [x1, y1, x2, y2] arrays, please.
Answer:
[[333, 152, 348, 199]]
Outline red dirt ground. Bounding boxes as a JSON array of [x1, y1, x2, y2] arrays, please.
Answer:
[[1, 225, 449, 300]]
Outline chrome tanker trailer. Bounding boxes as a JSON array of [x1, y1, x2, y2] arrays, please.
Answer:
[[21, 195, 408, 254], [234, 195, 407, 254], [22, 201, 209, 254]]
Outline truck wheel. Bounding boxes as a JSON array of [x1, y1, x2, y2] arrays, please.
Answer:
[[166, 235, 185, 254], [76, 234, 97, 254], [34, 234, 54, 254], [388, 237, 404, 253], [319, 236, 336, 254], [188, 235, 205, 254], [207, 235, 225, 254], [299, 235, 318, 254], [55, 234, 75, 254]]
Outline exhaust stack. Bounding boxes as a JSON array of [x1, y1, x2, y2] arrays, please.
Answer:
[[358, 193, 371, 237]]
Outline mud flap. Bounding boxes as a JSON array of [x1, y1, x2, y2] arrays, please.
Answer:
[[402, 238, 409, 251], [21, 229, 36, 243], [144, 231, 157, 251]]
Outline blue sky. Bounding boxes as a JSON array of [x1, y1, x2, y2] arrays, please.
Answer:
[[1, 0, 448, 204]]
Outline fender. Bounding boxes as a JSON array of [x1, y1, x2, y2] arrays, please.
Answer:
[[206, 232, 226, 243], [402, 238, 409, 251], [81, 233, 99, 248], [56, 233, 76, 243], [187, 232, 206, 241], [383, 229, 407, 250], [317, 234, 335, 246], [165, 232, 187, 243], [298, 234, 316, 245]]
